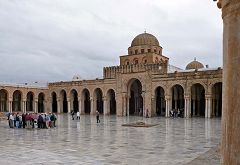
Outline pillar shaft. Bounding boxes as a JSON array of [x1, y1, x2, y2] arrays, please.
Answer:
[[221, 1, 240, 164]]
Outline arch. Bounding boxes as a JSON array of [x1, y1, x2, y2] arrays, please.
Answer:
[[124, 59, 130, 65], [70, 89, 79, 113], [38, 92, 45, 113], [93, 88, 103, 114], [51, 92, 58, 113], [191, 83, 205, 117], [133, 58, 139, 65], [106, 89, 116, 115], [81, 88, 90, 114], [0, 89, 8, 112], [127, 78, 143, 116], [171, 84, 184, 113], [60, 90, 68, 113], [26, 92, 34, 112], [142, 57, 147, 64], [212, 82, 222, 117], [12, 90, 22, 112], [155, 86, 165, 116]]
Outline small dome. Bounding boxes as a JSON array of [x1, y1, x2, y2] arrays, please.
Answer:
[[131, 32, 159, 47], [186, 59, 204, 70], [72, 74, 82, 81]]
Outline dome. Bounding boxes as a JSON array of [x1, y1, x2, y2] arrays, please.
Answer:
[[131, 32, 159, 47], [72, 74, 82, 81], [186, 59, 204, 70]]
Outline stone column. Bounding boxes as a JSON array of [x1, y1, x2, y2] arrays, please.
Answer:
[[165, 96, 170, 117], [34, 100, 38, 113], [90, 97, 95, 115], [57, 99, 61, 113], [103, 97, 108, 115], [22, 100, 25, 113], [218, 0, 240, 164], [8, 98, 12, 113], [78, 97, 83, 115], [67, 98, 71, 113], [184, 95, 190, 118], [141, 92, 146, 117], [122, 93, 126, 116], [205, 95, 212, 118]]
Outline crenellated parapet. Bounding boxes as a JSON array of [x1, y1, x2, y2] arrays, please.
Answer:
[[104, 63, 168, 79]]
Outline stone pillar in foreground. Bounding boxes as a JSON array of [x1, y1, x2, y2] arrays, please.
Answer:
[[216, 0, 240, 164]]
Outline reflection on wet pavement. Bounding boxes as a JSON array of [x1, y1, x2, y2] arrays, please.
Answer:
[[0, 115, 221, 165]]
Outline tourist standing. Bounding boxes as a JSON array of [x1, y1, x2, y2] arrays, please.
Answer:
[[15, 113, 20, 128], [76, 111, 80, 120], [9, 113, 14, 128], [96, 111, 100, 123], [71, 110, 75, 120]]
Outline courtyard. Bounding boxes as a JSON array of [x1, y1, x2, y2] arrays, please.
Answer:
[[0, 114, 221, 165]]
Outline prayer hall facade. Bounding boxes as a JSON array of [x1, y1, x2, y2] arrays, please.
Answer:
[[0, 33, 222, 118]]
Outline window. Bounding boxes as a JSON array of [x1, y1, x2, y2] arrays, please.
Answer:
[[141, 49, 144, 53], [154, 49, 157, 53], [130, 51, 132, 55], [148, 49, 151, 53], [126, 62, 129, 65], [134, 60, 138, 65], [135, 50, 138, 54]]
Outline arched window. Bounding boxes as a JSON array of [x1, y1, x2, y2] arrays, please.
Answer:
[[134, 60, 138, 65]]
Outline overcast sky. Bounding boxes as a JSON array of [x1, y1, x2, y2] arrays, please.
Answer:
[[0, 0, 222, 83]]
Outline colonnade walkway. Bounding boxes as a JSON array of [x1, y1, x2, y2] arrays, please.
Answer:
[[0, 114, 221, 165]]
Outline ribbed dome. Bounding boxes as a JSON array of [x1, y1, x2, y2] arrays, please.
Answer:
[[186, 59, 204, 70], [131, 33, 159, 47]]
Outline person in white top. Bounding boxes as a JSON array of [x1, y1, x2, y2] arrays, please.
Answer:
[[76, 111, 80, 120], [9, 113, 14, 128]]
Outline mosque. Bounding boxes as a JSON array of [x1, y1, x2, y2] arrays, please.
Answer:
[[0, 32, 222, 118]]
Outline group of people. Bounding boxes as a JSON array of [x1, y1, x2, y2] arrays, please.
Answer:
[[71, 110, 100, 123], [170, 109, 184, 118], [7, 112, 57, 129]]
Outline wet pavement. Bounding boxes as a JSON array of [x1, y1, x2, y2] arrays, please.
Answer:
[[0, 115, 221, 165]]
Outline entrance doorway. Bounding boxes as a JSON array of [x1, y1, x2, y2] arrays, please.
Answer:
[[155, 86, 165, 116], [128, 79, 143, 116]]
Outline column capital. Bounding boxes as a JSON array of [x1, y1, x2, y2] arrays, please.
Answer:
[[184, 95, 190, 99], [165, 95, 171, 100], [205, 95, 212, 99]]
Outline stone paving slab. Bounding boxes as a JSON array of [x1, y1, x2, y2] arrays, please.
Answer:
[[0, 115, 221, 165], [185, 146, 221, 165]]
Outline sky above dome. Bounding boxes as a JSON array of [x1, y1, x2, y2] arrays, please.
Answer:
[[0, 0, 222, 83]]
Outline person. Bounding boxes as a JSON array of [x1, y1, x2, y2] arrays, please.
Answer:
[[71, 110, 75, 120], [146, 109, 149, 118], [15, 113, 20, 128], [76, 111, 80, 120], [52, 113, 57, 127], [9, 113, 14, 128], [177, 109, 180, 118], [96, 111, 100, 123]]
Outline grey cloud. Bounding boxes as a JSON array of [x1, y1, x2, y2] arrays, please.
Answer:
[[0, 0, 222, 83]]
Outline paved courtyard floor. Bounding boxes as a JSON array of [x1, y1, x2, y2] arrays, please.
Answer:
[[0, 115, 221, 165]]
